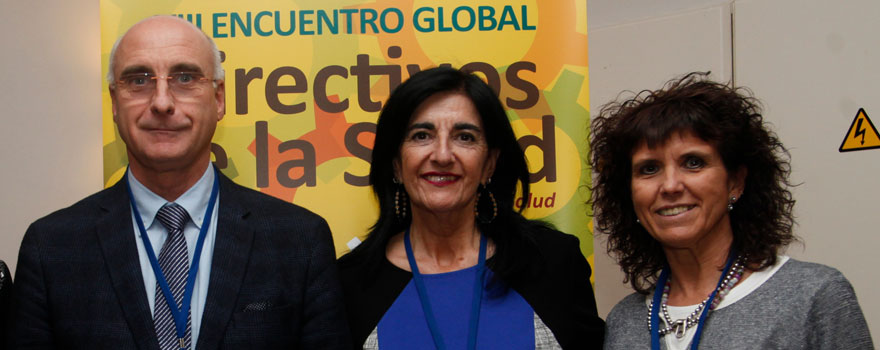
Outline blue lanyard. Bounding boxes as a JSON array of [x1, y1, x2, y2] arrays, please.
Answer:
[[404, 228, 487, 350], [650, 252, 737, 350], [125, 167, 219, 348]]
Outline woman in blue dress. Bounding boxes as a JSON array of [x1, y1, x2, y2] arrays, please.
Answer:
[[338, 66, 605, 349]]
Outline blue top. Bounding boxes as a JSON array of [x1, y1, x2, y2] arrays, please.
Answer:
[[377, 267, 536, 349]]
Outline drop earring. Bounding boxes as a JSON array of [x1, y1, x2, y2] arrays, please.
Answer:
[[394, 178, 407, 220], [475, 181, 497, 223]]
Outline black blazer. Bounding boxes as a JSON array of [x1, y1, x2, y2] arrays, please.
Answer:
[[0, 260, 10, 350], [339, 227, 605, 349], [11, 171, 350, 349]]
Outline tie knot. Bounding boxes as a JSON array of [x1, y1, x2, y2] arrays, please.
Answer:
[[156, 203, 190, 233]]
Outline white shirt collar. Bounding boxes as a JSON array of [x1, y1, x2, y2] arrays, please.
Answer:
[[127, 164, 215, 231]]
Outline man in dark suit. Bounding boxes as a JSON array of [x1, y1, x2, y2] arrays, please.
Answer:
[[0, 260, 10, 350], [12, 16, 350, 349]]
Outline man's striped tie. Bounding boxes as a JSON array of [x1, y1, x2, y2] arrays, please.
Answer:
[[154, 203, 192, 350]]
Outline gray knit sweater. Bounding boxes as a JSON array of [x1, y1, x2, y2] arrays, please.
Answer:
[[604, 259, 874, 349]]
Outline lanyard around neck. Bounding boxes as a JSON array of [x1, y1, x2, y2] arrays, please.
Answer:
[[650, 251, 737, 350], [125, 166, 219, 347], [404, 227, 487, 350]]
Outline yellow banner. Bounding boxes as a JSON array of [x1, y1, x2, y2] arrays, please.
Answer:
[[100, 0, 592, 263]]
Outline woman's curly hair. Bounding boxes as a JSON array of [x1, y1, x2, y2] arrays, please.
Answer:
[[589, 72, 797, 294]]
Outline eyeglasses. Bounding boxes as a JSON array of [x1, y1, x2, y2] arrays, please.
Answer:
[[113, 72, 215, 100]]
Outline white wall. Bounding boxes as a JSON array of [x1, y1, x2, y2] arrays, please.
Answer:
[[733, 0, 880, 343], [0, 1, 103, 273], [588, 0, 730, 29]]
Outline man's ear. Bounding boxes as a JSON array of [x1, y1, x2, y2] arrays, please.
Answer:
[[109, 85, 119, 122], [214, 80, 226, 121]]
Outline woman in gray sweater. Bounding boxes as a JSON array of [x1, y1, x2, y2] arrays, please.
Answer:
[[589, 72, 873, 349]]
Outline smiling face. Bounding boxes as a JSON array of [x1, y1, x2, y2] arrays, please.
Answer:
[[394, 92, 498, 217], [109, 16, 225, 177], [630, 130, 745, 252]]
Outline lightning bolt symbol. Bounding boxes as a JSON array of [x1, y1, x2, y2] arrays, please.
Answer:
[[854, 117, 867, 145]]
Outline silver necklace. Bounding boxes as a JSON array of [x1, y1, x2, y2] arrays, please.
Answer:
[[647, 256, 745, 338]]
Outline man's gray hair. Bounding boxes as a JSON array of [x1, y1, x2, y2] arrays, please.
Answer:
[[106, 15, 225, 85]]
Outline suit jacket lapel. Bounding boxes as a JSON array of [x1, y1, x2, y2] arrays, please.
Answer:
[[197, 173, 255, 349], [95, 179, 161, 350]]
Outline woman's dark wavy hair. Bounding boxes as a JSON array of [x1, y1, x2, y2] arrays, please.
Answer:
[[589, 72, 796, 294], [340, 66, 540, 284]]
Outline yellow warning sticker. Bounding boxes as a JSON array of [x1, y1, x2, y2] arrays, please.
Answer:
[[839, 108, 880, 152]]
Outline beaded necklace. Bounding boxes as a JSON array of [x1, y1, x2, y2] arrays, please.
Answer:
[[647, 255, 745, 339]]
